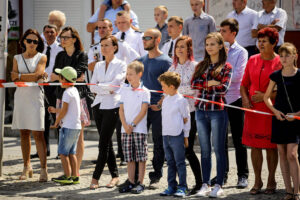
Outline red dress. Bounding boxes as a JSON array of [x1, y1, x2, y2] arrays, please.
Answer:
[[241, 54, 281, 149]]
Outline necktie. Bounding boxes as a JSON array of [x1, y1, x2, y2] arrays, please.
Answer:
[[121, 32, 126, 40], [45, 46, 51, 68], [168, 41, 173, 58]]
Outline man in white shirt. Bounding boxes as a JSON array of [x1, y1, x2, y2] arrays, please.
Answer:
[[161, 16, 183, 59], [88, 19, 139, 72], [31, 24, 63, 159], [114, 11, 147, 57], [251, 0, 287, 52], [227, 0, 258, 57]]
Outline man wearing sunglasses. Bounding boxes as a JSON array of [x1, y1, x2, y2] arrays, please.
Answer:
[[31, 24, 63, 160], [88, 18, 139, 72], [138, 28, 172, 189]]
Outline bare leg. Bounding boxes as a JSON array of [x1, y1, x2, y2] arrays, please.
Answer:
[[266, 148, 278, 189], [20, 130, 31, 167], [60, 154, 71, 177], [287, 144, 300, 195], [32, 131, 47, 168], [278, 144, 293, 194], [76, 123, 84, 175], [127, 161, 136, 184], [69, 154, 78, 177], [138, 161, 146, 184], [251, 148, 263, 189]]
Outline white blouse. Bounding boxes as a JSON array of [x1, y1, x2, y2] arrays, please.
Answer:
[[168, 60, 197, 112], [90, 57, 126, 109]]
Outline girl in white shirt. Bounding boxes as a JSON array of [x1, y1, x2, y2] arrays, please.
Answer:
[[89, 36, 126, 189]]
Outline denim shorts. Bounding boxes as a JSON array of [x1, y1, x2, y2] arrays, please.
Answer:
[[58, 127, 81, 156]]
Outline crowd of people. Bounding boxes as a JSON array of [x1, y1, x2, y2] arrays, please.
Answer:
[[8, 0, 300, 199]]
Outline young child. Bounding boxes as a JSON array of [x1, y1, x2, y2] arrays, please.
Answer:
[[118, 61, 150, 194], [158, 71, 190, 197], [98, 0, 130, 20], [49, 66, 81, 185], [154, 5, 170, 49]]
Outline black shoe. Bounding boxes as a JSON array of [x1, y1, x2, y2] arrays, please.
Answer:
[[188, 184, 202, 195], [56, 155, 60, 160], [119, 161, 126, 166], [149, 176, 160, 190], [131, 182, 145, 194], [116, 154, 120, 158], [118, 179, 130, 188], [119, 180, 135, 193], [91, 160, 97, 164], [47, 151, 50, 157], [210, 176, 228, 186], [30, 153, 39, 159]]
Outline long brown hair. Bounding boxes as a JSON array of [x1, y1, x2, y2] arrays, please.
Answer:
[[20, 29, 44, 53], [60, 26, 84, 51], [173, 36, 194, 67], [192, 32, 227, 80]]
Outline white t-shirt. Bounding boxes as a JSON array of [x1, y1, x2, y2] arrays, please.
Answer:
[[61, 87, 81, 129], [119, 83, 150, 134]]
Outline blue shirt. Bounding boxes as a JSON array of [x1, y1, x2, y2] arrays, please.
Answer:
[[138, 54, 172, 104], [225, 41, 248, 104], [88, 7, 139, 43]]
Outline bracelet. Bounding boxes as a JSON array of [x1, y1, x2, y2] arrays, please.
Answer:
[[18, 73, 21, 80], [157, 104, 162, 110]]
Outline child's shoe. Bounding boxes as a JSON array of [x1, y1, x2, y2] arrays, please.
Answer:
[[196, 183, 211, 197], [119, 180, 135, 193], [174, 187, 188, 197], [52, 175, 73, 185], [160, 187, 176, 196], [131, 182, 145, 194]]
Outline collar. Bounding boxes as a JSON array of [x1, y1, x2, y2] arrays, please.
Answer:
[[47, 40, 59, 48], [263, 6, 278, 15], [171, 35, 181, 43], [156, 23, 167, 30], [235, 6, 248, 15], [129, 82, 144, 90], [230, 41, 238, 50], [193, 12, 205, 19], [124, 27, 134, 35]]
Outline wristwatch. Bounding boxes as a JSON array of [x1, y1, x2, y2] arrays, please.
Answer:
[[130, 122, 136, 127]]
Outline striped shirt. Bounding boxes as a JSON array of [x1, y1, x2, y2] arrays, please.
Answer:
[[191, 63, 232, 111]]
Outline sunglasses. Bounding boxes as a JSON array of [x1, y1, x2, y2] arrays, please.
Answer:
[[60, 36, 73, 41], [25, 39, 39, 44], [142, 36, 154, 41]]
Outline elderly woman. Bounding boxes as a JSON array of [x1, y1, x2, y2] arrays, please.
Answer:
[[89, 35, 126, 189], [11, 29, 48, 181], [168, 36, 202, 195], [240, 27, 281, 195], [51, 26, 90, 177]]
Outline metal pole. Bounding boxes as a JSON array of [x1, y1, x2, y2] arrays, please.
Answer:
[[0, 0, 8, 176]]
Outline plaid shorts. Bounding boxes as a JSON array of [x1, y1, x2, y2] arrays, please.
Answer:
[[121, 132, 148, 162]]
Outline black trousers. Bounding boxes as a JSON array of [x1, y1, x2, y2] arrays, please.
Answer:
[[115, 118, 124, 161], [147, 109, 164, 180], [185, 111, 203, 186], [92, 104, 119, 180], [225, 98, 249, 178]]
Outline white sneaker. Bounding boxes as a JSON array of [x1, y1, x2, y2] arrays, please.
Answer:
[[196, 183, 211, 197], [237, 176, 248, 188], [209, 184, 224, 198]]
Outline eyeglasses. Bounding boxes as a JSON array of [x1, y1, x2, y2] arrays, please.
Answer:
[[60, 36, 73, 41], [142, 36, 154, 41], [25, 39, 39, 44]]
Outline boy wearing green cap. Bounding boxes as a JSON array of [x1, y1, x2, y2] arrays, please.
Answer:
[[49, 66, 81, 185]]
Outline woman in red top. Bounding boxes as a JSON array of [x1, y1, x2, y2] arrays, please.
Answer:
[[240, 28, 281, 195]]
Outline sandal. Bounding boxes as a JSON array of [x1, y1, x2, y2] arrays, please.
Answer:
[[250, 183, 263, 195], [106, 178, 120, 188], [281, 192, 294, 200], [19, 165, 33, 180], [264, 183, 277, 195], [89, 183, 99, 190]]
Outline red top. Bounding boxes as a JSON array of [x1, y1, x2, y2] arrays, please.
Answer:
[[241, 54, 281, 149]]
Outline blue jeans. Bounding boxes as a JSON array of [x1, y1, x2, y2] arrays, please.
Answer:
[[195, 109, 228, 186], [58, 128, 81, 156], [163, 132, 187, 190]]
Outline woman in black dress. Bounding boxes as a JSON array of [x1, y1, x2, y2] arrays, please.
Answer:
[[264, 42, 300, 200]]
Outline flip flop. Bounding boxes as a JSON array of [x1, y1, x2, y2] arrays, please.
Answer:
[[89, 183, 99, 190]]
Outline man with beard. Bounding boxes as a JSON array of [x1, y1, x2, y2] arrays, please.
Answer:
[[137, 28, 172, 189]]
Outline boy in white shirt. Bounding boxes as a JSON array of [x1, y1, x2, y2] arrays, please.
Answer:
[[158, 71, 190, 197], [49, 66, 81, 185], [118, 61, 150, 194]]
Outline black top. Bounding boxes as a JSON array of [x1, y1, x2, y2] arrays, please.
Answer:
[[270, 69, 300, 114], [53, 50, 88, 99]]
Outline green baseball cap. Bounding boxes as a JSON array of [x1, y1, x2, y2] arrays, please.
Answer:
[[55, 66, 77, 83]]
